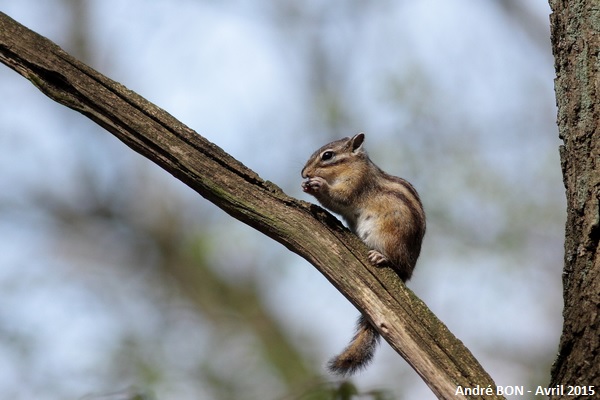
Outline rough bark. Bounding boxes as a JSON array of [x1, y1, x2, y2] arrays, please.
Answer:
[[0, 12, 504, 400], [549, 1, 600, 397]]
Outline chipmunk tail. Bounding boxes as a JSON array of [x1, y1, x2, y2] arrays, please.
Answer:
[[327, 314, 381, 376]]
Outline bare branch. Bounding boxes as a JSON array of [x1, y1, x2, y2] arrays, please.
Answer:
[[0, 12, 503, 400]]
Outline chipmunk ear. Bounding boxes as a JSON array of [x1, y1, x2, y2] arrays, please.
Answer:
[[350, 133, 365, 152]]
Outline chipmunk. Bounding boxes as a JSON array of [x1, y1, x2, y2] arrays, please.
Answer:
[[301, 133, 426, 376]]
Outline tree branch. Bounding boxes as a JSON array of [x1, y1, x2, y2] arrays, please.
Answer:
[[0, 12, 503, 400]]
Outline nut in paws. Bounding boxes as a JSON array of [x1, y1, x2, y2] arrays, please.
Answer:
[[302, 177, 324, 194]]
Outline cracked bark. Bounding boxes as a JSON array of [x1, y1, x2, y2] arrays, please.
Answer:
[[549, 1, 600, 397]]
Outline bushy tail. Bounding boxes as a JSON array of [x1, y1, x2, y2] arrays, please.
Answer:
[[328, 314, 380, 376]]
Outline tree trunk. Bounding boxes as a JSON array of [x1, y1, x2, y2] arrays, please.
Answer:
[[0, 11, 507, 400], [549, 1, 600, 398]]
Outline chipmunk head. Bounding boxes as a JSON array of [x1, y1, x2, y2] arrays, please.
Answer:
[[301, 133, 366, 182]]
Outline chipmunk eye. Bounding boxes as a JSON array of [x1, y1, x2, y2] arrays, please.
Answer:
[[321, 151, 334, 161]]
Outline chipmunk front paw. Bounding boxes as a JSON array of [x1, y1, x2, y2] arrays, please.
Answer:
[[302, 177, 326, 194]]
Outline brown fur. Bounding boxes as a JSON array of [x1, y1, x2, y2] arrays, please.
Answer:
[[301, 133, 426, 374], [327, 314, 380, 376]]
